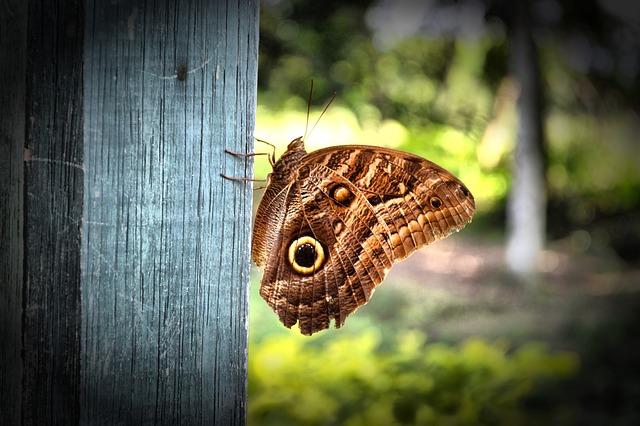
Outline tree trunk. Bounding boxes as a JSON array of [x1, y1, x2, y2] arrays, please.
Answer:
[[1, 0, 258, 424], [506, 0, 546, 280]]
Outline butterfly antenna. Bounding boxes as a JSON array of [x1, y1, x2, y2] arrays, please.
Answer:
[[303, 80, 314, 142], [305, 89, 336, 142]]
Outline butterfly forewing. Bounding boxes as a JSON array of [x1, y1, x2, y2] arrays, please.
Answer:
[[308, 146, 475, 256]]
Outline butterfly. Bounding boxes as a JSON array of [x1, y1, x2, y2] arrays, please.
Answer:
[[223, 83, 475, 335], [246, 133, 475, 335]]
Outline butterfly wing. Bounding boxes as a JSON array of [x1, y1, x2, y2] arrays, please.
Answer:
[[306, 145, 476, 260], [256, 164, 395, 335], [254, 145, 475, 335]]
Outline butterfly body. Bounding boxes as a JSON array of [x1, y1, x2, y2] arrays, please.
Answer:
[[253, 137, 475, 335]]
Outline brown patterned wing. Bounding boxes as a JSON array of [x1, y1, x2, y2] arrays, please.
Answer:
[[305, 145, 476, 260], [255, 145, 475, 335], [257, 164, 395, 335]]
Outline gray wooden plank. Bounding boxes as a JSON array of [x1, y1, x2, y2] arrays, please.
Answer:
[[81, 0, 258, 424], [0, 1, 28, 424], [22, 0, 85, 424]]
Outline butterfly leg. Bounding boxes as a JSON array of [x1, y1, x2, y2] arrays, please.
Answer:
[[220, 173, 270, 181], [253, 139, 277, 167], [221, 148, 273, 187], [220, 171, 271, 190]]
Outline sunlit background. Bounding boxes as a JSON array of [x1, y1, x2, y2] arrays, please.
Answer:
[[248, 0, 640, 424]]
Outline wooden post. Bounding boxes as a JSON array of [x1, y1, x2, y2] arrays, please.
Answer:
[[80, 0, 258, 423], [0, 1, 28, 425], [22, 1, 85, 423], [1, 0, 258, 424]]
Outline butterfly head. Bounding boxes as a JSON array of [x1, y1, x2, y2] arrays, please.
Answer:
[[287, 136, 306, 152], [272, 137, 309, 179]]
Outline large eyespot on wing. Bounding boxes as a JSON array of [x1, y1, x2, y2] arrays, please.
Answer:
[[257, 164, 398, 336], [256, 179, 339, 335]]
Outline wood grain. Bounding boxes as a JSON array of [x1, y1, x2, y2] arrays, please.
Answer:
[[0, 1, 27, 424], [22, 1, 84, 423], [1, 0, 257, 424], [82, 0, 258, 424]]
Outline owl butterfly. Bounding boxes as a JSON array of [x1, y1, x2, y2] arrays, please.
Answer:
[[236, 99, 475, 336]]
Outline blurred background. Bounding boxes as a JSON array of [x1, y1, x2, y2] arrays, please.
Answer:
[[248, 0, 640, 424]]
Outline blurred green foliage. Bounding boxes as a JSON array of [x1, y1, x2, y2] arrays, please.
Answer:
[[248, 329, 578, 425], [255, 0, 640, 237], [247, 272, 581, 425]]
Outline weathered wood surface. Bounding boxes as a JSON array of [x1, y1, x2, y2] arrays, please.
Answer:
[[1, 0, 257, 424], [81, 0, 258, 424], [0, 1, 28, 425], [22, 0, 85, 424]]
